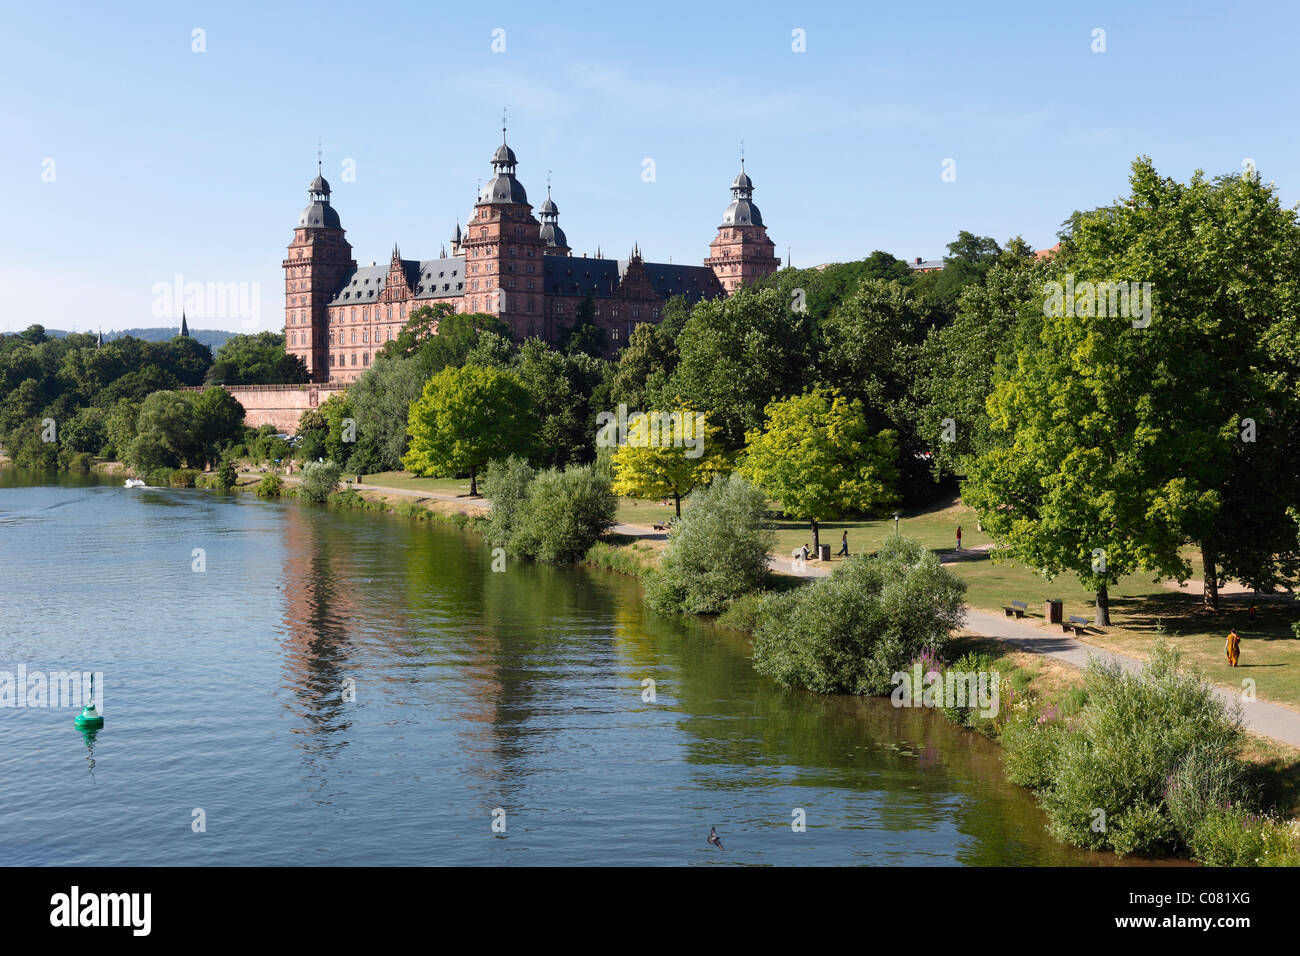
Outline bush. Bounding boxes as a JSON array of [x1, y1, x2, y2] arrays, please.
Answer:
[[169, 468, 200, 488], [1163, 744, 1253, 847], [65, 451, 94, 473], [482, 456, 536, 548], [1190, 807, 1300, 867], [1001, 713, 1067, 790], [509, 465, 616, 563], [255, 474, 282, 498], [751, 536, 967, 695], [714, 591, 769, 633], [643, 474, 774, 614], [145, 466, 174, 487], [940, 650, 996, 728], [1036, 643, 1245, 856], [215, 459, 238, 490], [298, 459, 342, 503]]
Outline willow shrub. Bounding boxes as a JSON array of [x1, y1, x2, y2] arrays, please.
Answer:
[[508, 464, 615, 563], [482, 456, 536, 549], [1036, 643, 1245, 856], [644, 474, 774, 615], [298, 460, 342, 504], [751, 536, 966, 695]]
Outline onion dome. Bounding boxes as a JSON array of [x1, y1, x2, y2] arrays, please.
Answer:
[[720, 160, 763, 227], [298, 166, 341, 229]]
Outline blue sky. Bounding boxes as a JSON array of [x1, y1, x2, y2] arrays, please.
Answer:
[[4, 0, 1299, 333]]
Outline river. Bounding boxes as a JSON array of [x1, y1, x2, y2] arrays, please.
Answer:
[[0, 471, 1148, 865]]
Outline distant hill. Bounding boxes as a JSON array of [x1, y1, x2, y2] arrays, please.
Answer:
[[39, 327, 237, 350]]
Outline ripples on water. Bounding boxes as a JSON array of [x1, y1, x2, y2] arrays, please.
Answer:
[[0, 471, 1155, 866]]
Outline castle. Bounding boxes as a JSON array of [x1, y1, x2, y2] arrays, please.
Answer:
[[283, 133, 780, 383]]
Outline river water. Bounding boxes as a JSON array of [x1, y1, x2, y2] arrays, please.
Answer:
[[0, 471, 1145, 865]]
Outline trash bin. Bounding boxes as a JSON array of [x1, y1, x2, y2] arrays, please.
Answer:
[[818, 544, 831, 562], [1045, 599, 1063, 624]]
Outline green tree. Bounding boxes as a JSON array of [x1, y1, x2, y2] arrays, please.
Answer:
[[610, 406, 729, 517], [668, 286, 817, 448], [740, 388, 899, 553], [403, 364, 536, 495], [610, 322, 677, 412], [191, 387, 245, 469], [964, 158, 1300, 617], [205, 332, 307, 385]]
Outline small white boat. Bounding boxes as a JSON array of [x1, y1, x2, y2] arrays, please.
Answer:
[[124, 478, 146, 488]]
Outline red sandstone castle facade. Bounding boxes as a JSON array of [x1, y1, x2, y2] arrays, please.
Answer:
[[283, 135, 779, 383]]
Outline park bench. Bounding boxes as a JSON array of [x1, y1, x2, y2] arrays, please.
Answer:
[[1063, 614, 1089, 636], [1003, 600, 1029, 618]]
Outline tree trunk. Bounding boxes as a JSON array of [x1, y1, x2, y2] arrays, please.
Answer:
[[673, 493, 681, 519], [469, 465, 477, 497], [811, 518, 820, 556], [1095, 583, 1111, 627], [1202, 546, 1220, 611]]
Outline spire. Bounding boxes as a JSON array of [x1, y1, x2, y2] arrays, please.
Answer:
[[180, 311, 190, 338], [440, 243, 447, 258], [96, 328, 103, 348]]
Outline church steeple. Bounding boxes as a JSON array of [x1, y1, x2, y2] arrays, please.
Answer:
[[180, 311, 190, 338]]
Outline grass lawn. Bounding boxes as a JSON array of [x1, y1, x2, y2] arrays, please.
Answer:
[[359, 471, 477, 497], [768, 497, 992, 563]]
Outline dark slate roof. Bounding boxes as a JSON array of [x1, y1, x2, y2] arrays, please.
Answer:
[[539, 222, 568, 248], [328, 264, 388, 305], [326, 257, 467, 307], [411, 257, 468, 299], [298, 201, 342, 229], [641, 261, 725, 302], [479, 174, 528, 204], [721, 198, 763, 227], [908, 258, 944, 271], [542, 256, 722, 303]]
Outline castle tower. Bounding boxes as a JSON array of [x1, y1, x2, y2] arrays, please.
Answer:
[[283, 165, 355, 381], [538, 184, 570, 257], [460, 128, 547, 338], [704, 158, 779, 293]]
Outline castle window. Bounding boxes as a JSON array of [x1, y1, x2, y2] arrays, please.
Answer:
[[351, 331, 357, 344], [330, 354, 335, 367], [363, 352, 370, 366], [350, 353, 357, 366]]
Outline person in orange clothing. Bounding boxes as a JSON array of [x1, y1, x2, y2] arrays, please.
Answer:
[[1225, 630, 1241, 667]]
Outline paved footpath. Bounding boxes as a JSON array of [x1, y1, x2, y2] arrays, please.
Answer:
[[269, 483, 1300, 749]]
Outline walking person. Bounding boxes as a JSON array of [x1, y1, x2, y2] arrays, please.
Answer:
[[1226, 629, 1241, 668], [955, 525, 962, 552], [837, 531, 849, 557]]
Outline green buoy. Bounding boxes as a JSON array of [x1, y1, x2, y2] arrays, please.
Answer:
[[75, 674, 104, 730]]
